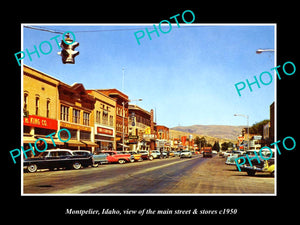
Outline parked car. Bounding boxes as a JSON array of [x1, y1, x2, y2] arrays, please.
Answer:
[[72, 150, 99, 167], [91, 152, 109, 166], [150, 150, 161, 159], [169, 151, 175, 157], [223, 150, 241, 158], [101, 150, 134, 164], [121, 151, 143, 162], [219, 151, 225, 157], [138, 150, 154, 160], [23, 149, 93, 173], [238, 150, 275, 176], [162, 151, 168, 158], [174, 151, 181, 157], [180, 150, 192, 158], [225, 151, 245, 165]]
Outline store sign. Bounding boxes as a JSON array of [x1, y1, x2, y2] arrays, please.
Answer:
[[60, 121, 91, 132], [143, 134, 157, 140], [238, 136, 244, 141], [97, 127, 113, 136], [24, 115, 57, 130], [129, 135, 138, 139]]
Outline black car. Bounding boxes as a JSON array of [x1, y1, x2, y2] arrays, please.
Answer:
[[239, 155, 275, 176], [23, 149, 93, 173]]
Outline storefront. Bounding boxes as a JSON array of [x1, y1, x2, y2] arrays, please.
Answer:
[[59, 121, 97, 151], [23, 115, 62, 157], [94, 126, 115, 153]]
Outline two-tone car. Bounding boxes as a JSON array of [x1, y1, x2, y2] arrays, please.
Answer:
[[73, 150, 109, 167], [23, 149, 94, 173], [238, 149, 275, 176], [101, 150, 134, 164]]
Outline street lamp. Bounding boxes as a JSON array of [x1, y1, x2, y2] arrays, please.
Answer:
[[256, 48, 274, 54], [234, 114, 249, 151], [122, 99, 142, 151]]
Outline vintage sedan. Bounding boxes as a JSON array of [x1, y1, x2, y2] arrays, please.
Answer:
[[180, 150, 192, 158], [73, 150, 108, 167], [225, 151, 245, 165], [101, 150, 134, 164], [149, 150, 161, 159], [138, 150, 154, 160], [238, 150, 275, 176], [23, 149, 94, 173], [92, 152, 109, 166], [120, 151, 143, 162]]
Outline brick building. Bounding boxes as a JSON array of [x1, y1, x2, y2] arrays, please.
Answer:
[[128, 105, 156, 150], [58, 82, 97, 151], [97, 89, 129, 150]]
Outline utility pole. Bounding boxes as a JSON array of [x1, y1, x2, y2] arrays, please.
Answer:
[[122, 67, 125, 93]]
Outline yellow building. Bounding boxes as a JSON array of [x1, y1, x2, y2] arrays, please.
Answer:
[[23, 65, 62, 154], [87, 90, 116, 152], [23, 65, 119, 153]]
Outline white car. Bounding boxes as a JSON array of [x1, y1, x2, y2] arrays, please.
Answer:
[[180, 150, 192, 158], [150, 150, 161, 159]]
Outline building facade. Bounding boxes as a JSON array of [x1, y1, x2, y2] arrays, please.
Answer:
[[97, 89, 129, 150], [23, 65, 62, 156], [128, 105, 156, 151], [156, 125, 170, 151], [58, 82, 97, 151], [87, 90, 116, 152]]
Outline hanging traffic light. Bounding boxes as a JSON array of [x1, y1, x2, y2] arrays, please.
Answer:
[[58, 33, 79, 64]]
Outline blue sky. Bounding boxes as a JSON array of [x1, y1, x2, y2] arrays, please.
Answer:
[[22, 24, 275, 128]]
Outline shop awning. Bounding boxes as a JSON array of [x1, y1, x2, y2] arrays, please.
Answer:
[[80, 140, 98, 147], [118, 143, 129, 148], [34, 136, 64, 146], [67, 139, 86, 147], [23, 136, 36, 144]]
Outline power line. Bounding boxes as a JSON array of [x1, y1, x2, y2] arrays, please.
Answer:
[[24, 25, 214, 34], [23, 25, 149, 34], [24, 25, 64, 34]]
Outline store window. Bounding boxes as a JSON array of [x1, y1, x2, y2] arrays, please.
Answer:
[[80, 131, 91, 140]]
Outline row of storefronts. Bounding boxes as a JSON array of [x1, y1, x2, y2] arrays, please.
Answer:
[[23, 65, 169, 155]]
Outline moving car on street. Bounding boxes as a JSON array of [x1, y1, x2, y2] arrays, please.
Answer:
[[23, 149, 94, 173], [202, 147, 213, 158]]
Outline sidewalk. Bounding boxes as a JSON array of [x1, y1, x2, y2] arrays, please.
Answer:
[[165, 155, 275, 194]]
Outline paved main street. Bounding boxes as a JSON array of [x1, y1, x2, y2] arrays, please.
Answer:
[[23, 155, 274, 194]]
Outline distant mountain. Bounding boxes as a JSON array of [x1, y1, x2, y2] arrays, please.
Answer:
[[171, 125, 244, 141]]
